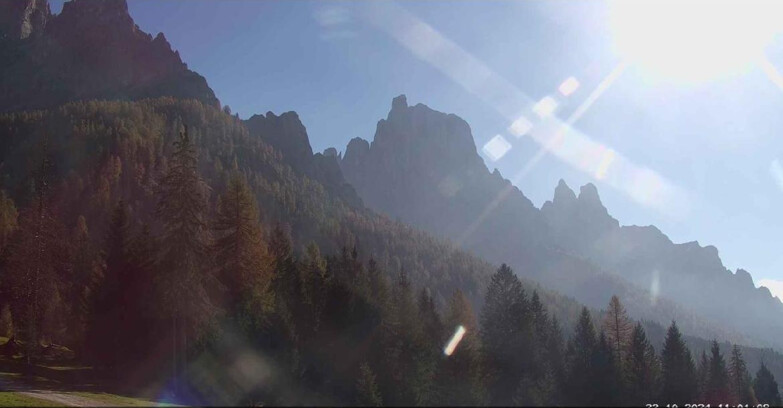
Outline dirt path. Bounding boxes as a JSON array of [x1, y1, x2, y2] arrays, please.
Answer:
[[16, 390, 112, 407]]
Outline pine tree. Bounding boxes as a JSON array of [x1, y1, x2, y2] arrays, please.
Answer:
[[728, 345, 756, 405], [602, 296, 632, 375], [435, 289, 484, 406], [660, 321, 697, 404], [696, 350, 710, 400], [480, 264, 532, 406], [4, 147, 69, 363], [413, 287, 442, 405], [565, 307, 597, 405], [156, 125, 218, 394], [213, 172, 273, 327], [592, 331, 619, 406], [87, 201, 131, 370], [65, 215, 99, 356], [753, 362, 782, 406], [627, 323, 660, 405], [356, 362, 383, 407], [705, 340, 731, 404]]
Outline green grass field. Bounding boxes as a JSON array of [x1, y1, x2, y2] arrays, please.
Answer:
[[0, 392, 60, 407]]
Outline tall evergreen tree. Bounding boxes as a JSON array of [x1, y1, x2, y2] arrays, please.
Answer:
[[480, 264, 532, 406], [660, 321, 697, 404], [156, 125, 218, 393], [4, 147, 68, 363], [602, 296, 632, 375], [213, 172, 273, 327], [729, 345, 756, 405], [696, 350, 710, 400], [592, 331, 619, 406], [753, 362, 782, 406], [86, 201, 132, 370], [705, 340, 731, 404], [435, 289, 484, 406], [565, 307, 597, 405], [626, 322, 659, 405], [65, 215, 99, 356]]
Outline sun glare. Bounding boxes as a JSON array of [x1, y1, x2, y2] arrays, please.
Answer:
[[609, 0, 783, 82]]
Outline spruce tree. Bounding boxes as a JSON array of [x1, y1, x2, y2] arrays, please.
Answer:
[[728, 345, 756, 405], [660, 321, 697, 404], [435, 289, 484, 406], [706, 340, 731, 404], [87, 201, 131, 370], [753, 362, 782, 406], [565, 307, 597, 405], [696, 350, 710, 400], [627, 322, 659, 405], [480, 264, 532, 406], [156, 125, 217, 394], [593, 331, 619, 406], [4, 147, 68, 364]]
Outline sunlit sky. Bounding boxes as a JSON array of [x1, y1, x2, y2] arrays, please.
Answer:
[[52, 0, 783, 296]]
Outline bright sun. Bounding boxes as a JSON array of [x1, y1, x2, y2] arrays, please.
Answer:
[[609, 1, 783, 82]]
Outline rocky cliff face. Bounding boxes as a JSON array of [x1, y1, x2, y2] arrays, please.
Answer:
[[0, 0, 219, 112], [341, 95, 783, 350], [342, 95, 545, 263], [0, 0, 50, 40], [245, 111, 362, 208]]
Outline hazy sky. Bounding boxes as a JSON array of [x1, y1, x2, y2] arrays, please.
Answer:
[[51, 1, 783, 295]]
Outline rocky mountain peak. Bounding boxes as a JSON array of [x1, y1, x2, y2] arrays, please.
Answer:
[[55, 0, 133, 33], [735, 268, 754, 288], [553, 179, 577, 205], [578, 183, 603, 207], [391, 94, 408, 111], [245, 111, 314, 174], [0, 0, 51, 39]]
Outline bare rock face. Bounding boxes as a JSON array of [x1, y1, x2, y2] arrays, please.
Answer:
[[0, 0, 219, 112], [0, 0, 51, 40], [244, 111, 362, 208], [245, 111, 314, 174], [340, 94, 544, 263]]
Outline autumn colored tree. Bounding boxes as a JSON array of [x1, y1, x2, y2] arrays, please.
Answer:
[[213, 172, 273, 328], [602, 295, 632, 374]]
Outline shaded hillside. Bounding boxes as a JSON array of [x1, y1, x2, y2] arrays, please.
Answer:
[[0, 0, 219, 113], [339, 95, 783, 350]]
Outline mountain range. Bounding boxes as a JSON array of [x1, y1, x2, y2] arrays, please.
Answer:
[[339, 94, 783, 350], [1, 0, 782, 374]]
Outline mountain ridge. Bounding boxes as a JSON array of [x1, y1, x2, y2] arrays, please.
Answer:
[[339, 94, 783, 351], [0, 0, 219, 113]]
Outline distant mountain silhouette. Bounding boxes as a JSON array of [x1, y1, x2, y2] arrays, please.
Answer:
[[0, 0, 219, 112], [340, 95, 783, 350]]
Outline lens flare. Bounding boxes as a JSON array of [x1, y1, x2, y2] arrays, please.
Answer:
[[444, 325, 467, 356]]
